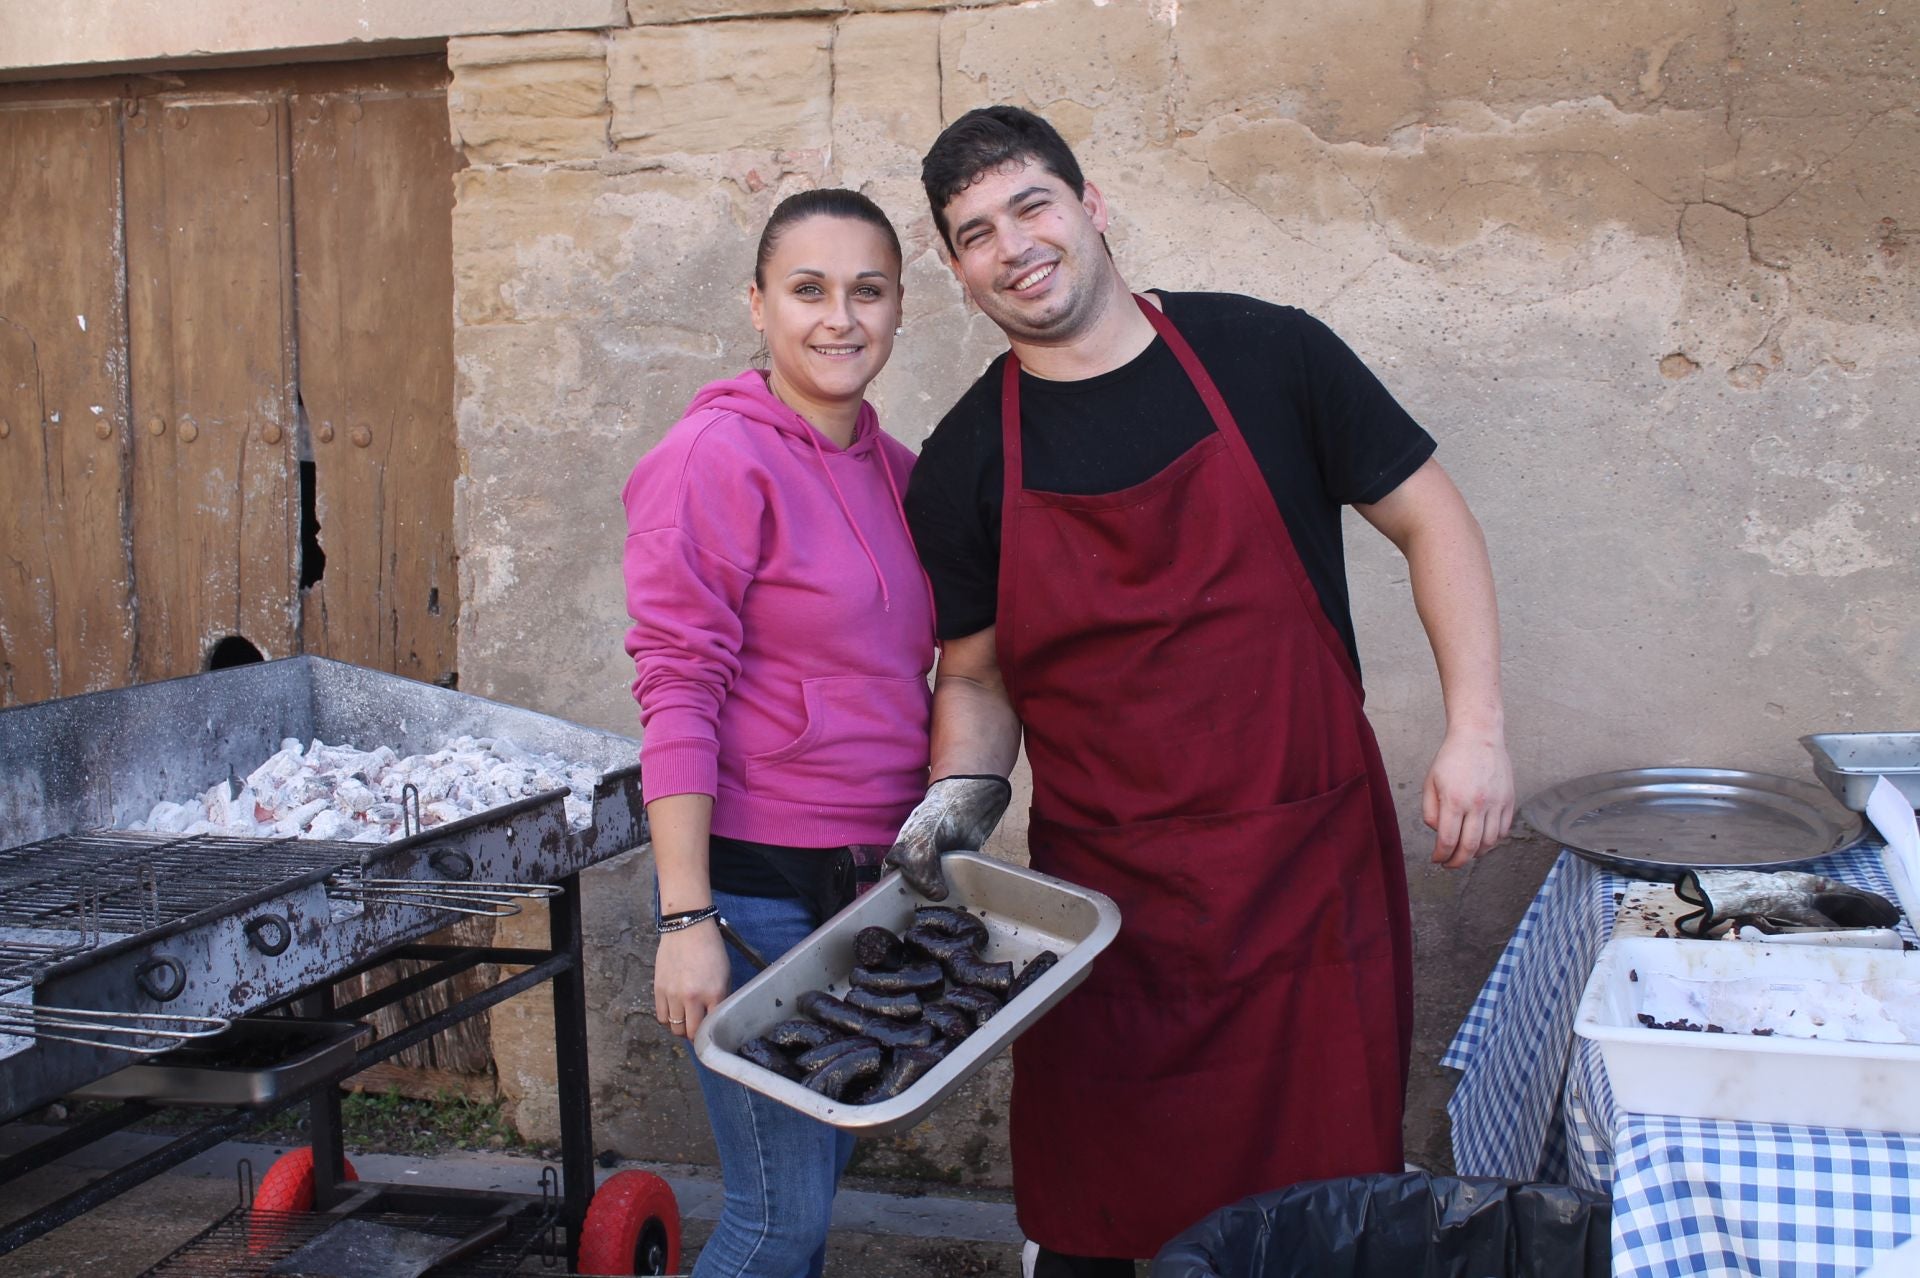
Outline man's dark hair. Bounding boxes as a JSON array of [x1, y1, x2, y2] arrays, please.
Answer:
[[754, 188, 902, 288], [921, 106, 1087, 250]]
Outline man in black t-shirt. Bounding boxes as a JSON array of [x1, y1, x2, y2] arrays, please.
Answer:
[[883, 107, 1514, 1276]]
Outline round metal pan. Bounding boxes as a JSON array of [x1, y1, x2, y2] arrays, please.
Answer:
[[1521, 766, 1869, 880]]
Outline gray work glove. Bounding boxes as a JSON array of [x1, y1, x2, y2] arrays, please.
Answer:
[[885, 775, 1013, 901], [1674, 869, 1901, 938]]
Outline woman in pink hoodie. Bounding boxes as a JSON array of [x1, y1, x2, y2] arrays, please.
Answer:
[[621, 189, 933, 1278]]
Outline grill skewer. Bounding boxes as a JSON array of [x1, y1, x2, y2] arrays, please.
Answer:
[[0, 1004, 231, 1055], [324, 878, 565, 919]]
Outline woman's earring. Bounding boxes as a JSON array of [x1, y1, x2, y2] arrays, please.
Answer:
[[895, 326, 904, 335]]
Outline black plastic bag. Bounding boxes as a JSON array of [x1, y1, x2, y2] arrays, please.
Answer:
[[1152, 1172, 1610, 1278]]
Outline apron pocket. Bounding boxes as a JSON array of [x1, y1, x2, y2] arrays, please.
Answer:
[[1028, 769, 1388, 1000]]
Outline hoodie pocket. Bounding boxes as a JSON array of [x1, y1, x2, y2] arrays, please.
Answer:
[[745, 675, 930, 805]]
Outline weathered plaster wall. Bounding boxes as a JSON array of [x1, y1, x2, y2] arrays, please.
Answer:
[[441, 0, 1920, 1180]]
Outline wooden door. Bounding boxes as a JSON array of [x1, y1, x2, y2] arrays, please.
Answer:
[[0, 59, 459, 705], [0, 100, 135, 704], [124, 93, 300, 680], [292, 89, 459, 681]]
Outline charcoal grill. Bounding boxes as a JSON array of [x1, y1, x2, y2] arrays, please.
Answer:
[[0, 656, 649, 1269]]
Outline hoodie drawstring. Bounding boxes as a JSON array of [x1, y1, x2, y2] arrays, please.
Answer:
[[805, 427, 892, 611], [876, 446, 939, 625]]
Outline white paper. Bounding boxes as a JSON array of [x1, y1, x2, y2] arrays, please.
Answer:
[[1866, 775, 1920, 925]]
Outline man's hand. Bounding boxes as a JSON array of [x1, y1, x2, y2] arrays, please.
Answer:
[[653, 922, 731, 1041], [885, 775, 1014, 900], [1423, 729, 1514, 868]]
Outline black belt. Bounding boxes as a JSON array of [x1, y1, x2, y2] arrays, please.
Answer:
[[709, 836, 884, 927]]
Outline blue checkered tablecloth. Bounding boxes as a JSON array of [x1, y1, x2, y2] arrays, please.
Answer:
[[1444, 845, 1920, 1276]]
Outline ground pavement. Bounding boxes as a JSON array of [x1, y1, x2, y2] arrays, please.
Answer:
[[0, 1128, 1064, 1277]]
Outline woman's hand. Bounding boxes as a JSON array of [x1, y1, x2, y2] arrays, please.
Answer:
[[654, 922, 732, 1040]]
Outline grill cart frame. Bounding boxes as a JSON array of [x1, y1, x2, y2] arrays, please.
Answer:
[[0, 658, 649, 1270]]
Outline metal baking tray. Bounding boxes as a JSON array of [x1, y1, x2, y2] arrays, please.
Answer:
[[1522, 766, 1867, 879], [1801, 733, 1920, 812], [694, 851, 1120, 1137], [70, 1017, 368, 1107]]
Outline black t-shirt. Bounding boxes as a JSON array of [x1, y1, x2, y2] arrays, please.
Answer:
[[903, 291, 1437, 671]]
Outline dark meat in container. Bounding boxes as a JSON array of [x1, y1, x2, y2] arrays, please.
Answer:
[[694, 851, 1120, 1137]]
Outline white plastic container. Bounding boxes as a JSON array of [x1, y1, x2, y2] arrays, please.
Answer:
[[1575, 937, 1920, 1132]]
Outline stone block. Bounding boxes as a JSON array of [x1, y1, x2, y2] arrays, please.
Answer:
[[489, 897, 560, 1145], [1744, 111, 1920, 331], [1, 0, 627, 76], [448, 31, 610, 164], [1727, 2, 1919, 119], [453, 165, 749, 326], [1172, 0, 1428, 145], [849, 0, 979, 10], [832, 12, 942, 178], [1361, 103, 1728, 251], [1423, 0, 1729, 115], [627, 0, 843, 21], [608, 21, 833, 158], [940, 0, 1175, 167]]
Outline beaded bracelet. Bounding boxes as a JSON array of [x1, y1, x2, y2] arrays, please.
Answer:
[[656, 905, 720, 934]]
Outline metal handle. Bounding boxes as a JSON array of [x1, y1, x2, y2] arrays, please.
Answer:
[[244, 913, 292, 957], [135, 956, 186, 1002]]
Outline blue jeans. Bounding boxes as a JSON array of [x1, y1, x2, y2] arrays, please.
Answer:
[[684, 889, 856, 1278]]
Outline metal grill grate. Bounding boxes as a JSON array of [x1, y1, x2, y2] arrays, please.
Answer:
[[0, 831, 363, 934], [0, 830, 371, 994], [139, 1205, 566, 1277]]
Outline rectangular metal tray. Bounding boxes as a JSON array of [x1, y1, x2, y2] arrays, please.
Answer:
[[694, 851, 1120, 1137], [1801, 733, 1920, 811], [70, 1017, 367, 1108]]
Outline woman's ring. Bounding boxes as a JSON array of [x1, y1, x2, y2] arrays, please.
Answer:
[[669, 1017, 685, 1025]]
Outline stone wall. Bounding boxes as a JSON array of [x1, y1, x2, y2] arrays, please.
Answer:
[[450, 0, 1919, 1180]]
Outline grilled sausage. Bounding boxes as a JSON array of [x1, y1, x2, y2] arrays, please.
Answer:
[[861, 1046, 943, 1102], [942, 985, 1002, 1026], [922, 1002, 974, 1043], [737, 1036, 802, 1080], [903, 926, 979, 965], [1006, 950, 1060, 1001], [863, 1018, 937, 1051], [765, 1018, 840, 1052], [912, 906, 989, 945], [852, 926, 905, 971], [944, 951, 1014, 995], [846, 987, 923, 1021], [850, 961, 945, 997], [796, 1035, 878, 1073], [806, 1042, 884, 1099], [797, 990, 869, 1036]]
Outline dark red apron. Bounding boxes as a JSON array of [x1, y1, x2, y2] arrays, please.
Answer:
[[1001, 297, 1414, 1258]]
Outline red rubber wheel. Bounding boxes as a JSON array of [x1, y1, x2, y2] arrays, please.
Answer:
[[249, 1147, 360, 1253], [255, 1146, 361, 1212], [578, 1170, 682, 1276]]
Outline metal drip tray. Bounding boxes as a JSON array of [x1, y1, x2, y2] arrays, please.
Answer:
[[72, 1018, 368, 1107]]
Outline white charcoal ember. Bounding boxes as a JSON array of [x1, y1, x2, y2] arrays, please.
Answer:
[[124, 734, 600, 842]]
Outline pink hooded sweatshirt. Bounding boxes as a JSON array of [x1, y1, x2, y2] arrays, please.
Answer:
[[622, 370, 934, 847]]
